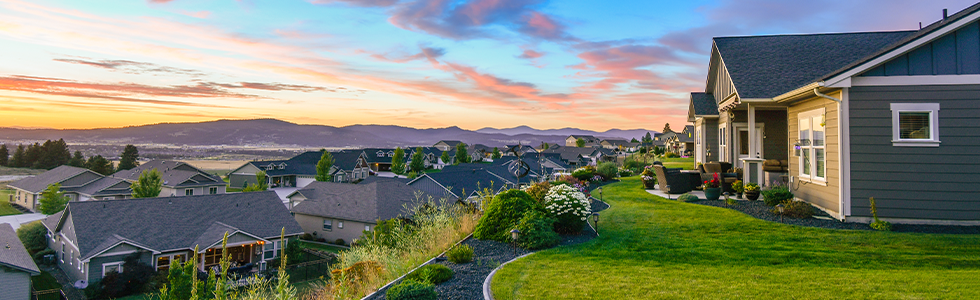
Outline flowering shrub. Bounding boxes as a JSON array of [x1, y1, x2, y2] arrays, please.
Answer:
[[641, 166, 655, 182], [701, 173, 721, 189], [553, 175, 589, 194], [544, 184, 592, 233], [591, 175, 604, 182]]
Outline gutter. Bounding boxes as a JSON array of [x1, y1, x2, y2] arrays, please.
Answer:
[[812, 87, 842, 104]]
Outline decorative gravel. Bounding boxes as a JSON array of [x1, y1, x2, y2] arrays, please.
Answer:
[[364, 199, 610, 300], [692, 199, 980, 234]]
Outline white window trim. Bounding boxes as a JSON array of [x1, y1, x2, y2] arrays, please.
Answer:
[[323, 219, 333, 231], [890, 103, 940, 147], [798, 108, 827, 183], [338, 221, 344, 229], [185, 188, 194, 196], [102, 262, 124, 277]]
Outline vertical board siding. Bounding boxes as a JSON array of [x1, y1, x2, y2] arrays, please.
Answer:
[[787, 93, 841, 215], [758, 110, 788, 161], [0, 268, 31, 300], [705, 118, 719, 162], [864, 21, 980, 76], [848, 85, 980, 220]]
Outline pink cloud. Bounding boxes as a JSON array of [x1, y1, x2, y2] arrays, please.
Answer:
[[368, 46, 446, 65], [148, 0, 175, 3], [518, 48, 544, 59], [178, 10, 211, 19]]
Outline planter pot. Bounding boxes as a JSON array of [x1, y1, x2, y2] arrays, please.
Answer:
[[735, 193, 743, 199], [745, 190, 760, 201], [643, 180, 657, 189], [704, 188, 721, 201]]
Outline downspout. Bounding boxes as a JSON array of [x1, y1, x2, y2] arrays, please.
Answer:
[[813, 87, 841, 103], [814, 86, 847, 221]]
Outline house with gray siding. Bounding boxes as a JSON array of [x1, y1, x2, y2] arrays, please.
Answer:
[[111, 160, 225, 197], [41, 191, 303, 285], [687, 3, 980, 225], [7, 165, 122, 212], [0, 223, 41, 300]]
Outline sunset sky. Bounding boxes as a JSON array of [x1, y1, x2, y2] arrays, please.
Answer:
[[0, 0, 975, 131]]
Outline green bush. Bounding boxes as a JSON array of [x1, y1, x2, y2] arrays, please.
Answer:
[[16, 221, 47, 254], [771, 201, 813, 218], [474, 189, 537, 242], [446, 244, 473, 264], [596, 162, 618, 180], [871, 220, 892, 231], [676, 193, 699, 202], [663, 152, 680, 158], [544, 184, 591, 234], [386, 280, 437, 300], [406, 264, 453, 285], [334, 238, 346, 246], [571, 168, 594, 181], [514, 210, 560, 250], [32, 248, 55, 263], [522, 181, 551, 205], [762, 185, 794, 206]]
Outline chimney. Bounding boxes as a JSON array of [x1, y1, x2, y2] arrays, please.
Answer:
[[943, 8, 948, 19]]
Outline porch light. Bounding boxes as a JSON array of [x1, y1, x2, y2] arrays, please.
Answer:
[[510, 229, 520, 242], [597, 187, 603, 202]]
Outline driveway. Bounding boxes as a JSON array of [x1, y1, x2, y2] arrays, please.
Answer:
[[0, 213, 47, 230]]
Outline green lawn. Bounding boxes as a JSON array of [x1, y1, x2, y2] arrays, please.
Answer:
[[491, 177, 980, 299], [0, 166, 47, 176], [1, 188, 20, 216], [31, 271, 62, 300]]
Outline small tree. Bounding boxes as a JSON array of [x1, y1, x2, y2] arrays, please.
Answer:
[[454, 143, 470, 165], [16, 221, 47, 254], [0, 144, 8, 166], [68, 151, 85, 167], [663, 123, 672, 133], [440, 151, 450, 165], [409, 147, 425, 173], [315, 151, 334, 182], [391, 147, 405, 175], [38, 183, 68, 215], [116, 144, 139, 171], [540, 141, 550, 150], [576, 138, 585, 147], [243, 171, 269, 192], [86, 155, 114, 175], [630, 137, 639, 143], [491, 147, 501, 159], [131, 169, 163, 198]]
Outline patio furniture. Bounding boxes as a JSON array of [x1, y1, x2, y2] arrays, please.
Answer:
[[701, 162, 739, 193], [763, 159, 789, 172], [653, 165, 694, 194]]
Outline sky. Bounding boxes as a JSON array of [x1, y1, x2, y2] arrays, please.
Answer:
[[0, 0, 976, 131]]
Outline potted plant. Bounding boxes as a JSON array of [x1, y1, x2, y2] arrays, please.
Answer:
[[702, 173, 722, 200], [744, 183, 760, 201], [731, 180, 744, 199], [641, 166, 657, 189]]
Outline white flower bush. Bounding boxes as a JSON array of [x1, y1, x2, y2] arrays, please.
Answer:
[[544, 184, 592, 232]]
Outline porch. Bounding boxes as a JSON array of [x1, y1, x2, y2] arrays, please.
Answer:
[[715, 102, 789, 186]]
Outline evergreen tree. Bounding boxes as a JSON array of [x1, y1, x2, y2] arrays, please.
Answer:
[[68, 151, 86, 167], [38, 183, 68, 215], [10, 144, 25, 168], [541, 142, 550, 150], [36, 139, 70, 170], [117, 144, 140, 171], [391, 147, 405, 175], [454, 143, 470, 164], [86, 155, 114, 175], [315, 151, 334, 182], [440, 151, 450, 165], [576, 138, 585, 147], [491, 147, 502, 159], [409, 147, 425, 173], [25, 143, 41, 169], [0, 144, 7, 166], [631, 137, 639, 143], [131, 169, 163, 198], [663, 123, 672, 133], [642, 132, 653, 144]]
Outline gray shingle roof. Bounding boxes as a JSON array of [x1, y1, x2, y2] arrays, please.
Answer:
[[411, 169, 511, 199], [0, 223, 40, 275], [690, 92, 718, 115], [291, 178, 424, 223], [64, 177, 130, 197], [714, 31, 914, 98], [8, 165, 93, 193], [112, 160, 223, 188], [540, 147, 598, 163], [48, 191, 302, 260]]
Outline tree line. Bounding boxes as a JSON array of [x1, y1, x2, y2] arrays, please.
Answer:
[[0, 142, 141, 175]]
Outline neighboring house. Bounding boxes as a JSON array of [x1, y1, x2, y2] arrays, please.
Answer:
[[8, 166, 109, 212], [537, 143, 562, 152], [433, 140, 463, 152], [41, 191, 303, 285], [600, 139, 640, 152], [502, 144, 538, 157], [111, 160, 225, 197], [540, 147, 601, 167], [687, 3, 980, 224], [689, 92, 720, 165], [329, 150, 371, 183], [467, 144, 495, 162], [227, 159, 288, 188], [406, 147, 443, 169], [565, 135, 599, 147], [288, 178, 424, 244], [363, 148, 402, 172], [664, 126, 696, 156], [408, 169, 512, 203], [0, 223, 41, 300], [493, 153, 571, 181]]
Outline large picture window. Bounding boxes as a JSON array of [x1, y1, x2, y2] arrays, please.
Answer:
[[890, 103, 940, 147], [798, 109, 826, 182]]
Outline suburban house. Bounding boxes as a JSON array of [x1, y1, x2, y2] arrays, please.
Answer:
[[467, 144, 495, 162], [7, 165, 125, 212], [565, 135, 599, 147], [408, 169, 513, 203], [407, 147, 445, 169], [363, 148, 402, 172], [433, 140, 463, 152], [493, 153, 571, 181], [228, 159, 289, 188], [664, 126, 696, 156], [0, 223, 41, 300], [229, 150, 370, 187], [502, 144, 538, 157], [41, 191, 303, 285], [687, 4, 980, 224], [600, 139, 640, 152], [112, 160, 226, 197], [540, 147, 603, 167], [329, 150, 372, 183], [288, 178, 423, 244]]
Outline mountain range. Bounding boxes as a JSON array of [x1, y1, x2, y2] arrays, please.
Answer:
[[0, 119, 656, 148]]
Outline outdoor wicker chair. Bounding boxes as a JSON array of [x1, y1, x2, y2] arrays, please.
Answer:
[[653, 165, 694, 194]]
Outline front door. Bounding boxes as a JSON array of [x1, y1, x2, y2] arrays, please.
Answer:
[[734, 125, 763, 168]]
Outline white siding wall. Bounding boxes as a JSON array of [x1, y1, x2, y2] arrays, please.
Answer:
[[0, 268, 32, 300]]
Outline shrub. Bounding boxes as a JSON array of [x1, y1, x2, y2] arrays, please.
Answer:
[[300, 233, 314, 240], [405, 264, 453, 285], [335, 238, 346, 246], [99, 253, 156, 299], [32, 248, 55, 263], [544, 184, 591, 234], [618, 168, 633, 177], [514, 210, 560, 249], [474, 189, 537, 242], [446, 244, 473, 264], [663, 152, 680, 158], [731, 180, 744, 194], [522, 181, 552, 204], [676, 193, 699, 202], [771, 201, 813, 218], [386, 280, 437, 300], [869, 197, 892, 231], [596, 162, 618, 180], [762, 185, 794, 206], [571, 168, 594, 181], [16, 221, 47, 254]]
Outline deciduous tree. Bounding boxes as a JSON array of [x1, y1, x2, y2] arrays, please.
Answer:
[[315, 150, 334, 182], [454, 143, 470, 164], [38, 183, 68, 215], [576, 138, 585, 147], [491, 147, 501, 159], [409, 147, 425, 173], [391, 147, 405, 175], [440, 151, 450, 165], [131, 168, 163, 198], [117, 144, 140, 171]]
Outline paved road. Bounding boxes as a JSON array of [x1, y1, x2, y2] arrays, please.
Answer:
[[0, 213, 47, 230]]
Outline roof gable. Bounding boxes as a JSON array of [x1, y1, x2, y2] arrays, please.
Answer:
[[8, 165, 96, 193]]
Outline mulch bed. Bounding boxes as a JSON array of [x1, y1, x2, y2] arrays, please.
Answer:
[[365, 198, 610, 300], [692, 198, 980, 234]]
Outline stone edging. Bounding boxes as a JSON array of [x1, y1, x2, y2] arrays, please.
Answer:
[[359, 233, 473, 300], [482, 252, 535, 300]]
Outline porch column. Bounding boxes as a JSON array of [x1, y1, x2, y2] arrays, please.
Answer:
[[748, 103, 756, 158], [743, 103, 764, 185]]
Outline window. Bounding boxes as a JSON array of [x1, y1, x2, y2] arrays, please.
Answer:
[[263, 240, 280, 260], [209, 187, 218, 195], [365, 225, 371, 231], [798, 109, 826, 182], [156, 254, 186, 271], [338, 221, 344, 229], [60, 243, 65, 262], [718, 124, 728, 162], [68, 249, 73, 266], [185, 189, 194, 196], [104, 196, 114, 200], [103, 262, 123, 277], [323, 220, 332, 231], [891, 103, 940, 146]]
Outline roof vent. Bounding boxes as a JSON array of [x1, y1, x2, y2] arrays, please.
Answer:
[[5, 243, 9, 249], [943, 8, 948, 19]]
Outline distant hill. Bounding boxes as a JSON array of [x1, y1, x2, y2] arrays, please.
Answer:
[[0, 119, 571, 148], [476, 125, 656, 141]]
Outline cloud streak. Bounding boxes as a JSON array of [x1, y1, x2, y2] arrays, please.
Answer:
[[54, 58, 208, 76]]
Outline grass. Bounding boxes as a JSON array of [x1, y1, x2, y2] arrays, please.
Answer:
[[298, 240, 347, 254], [31, 271, 62, 300], [491, 177, 980, 299], [0, 165, 46, 176], [0, 188, 20, 216]]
